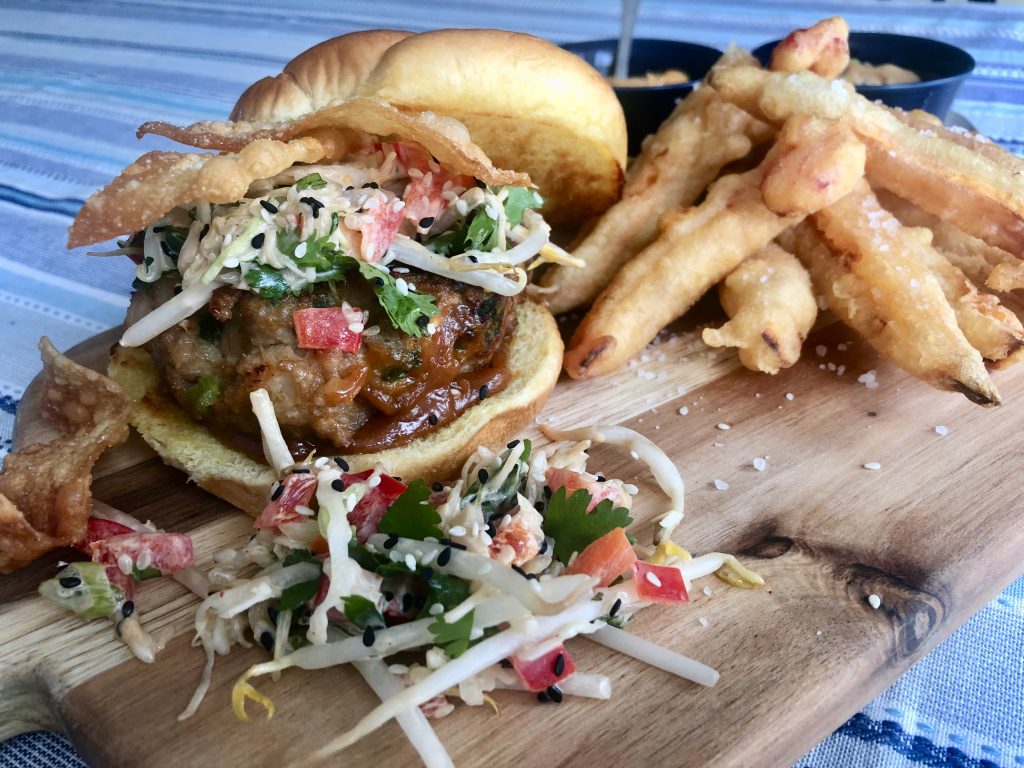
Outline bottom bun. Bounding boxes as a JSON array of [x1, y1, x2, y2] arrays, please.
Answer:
[[108, 301, 563, 516]]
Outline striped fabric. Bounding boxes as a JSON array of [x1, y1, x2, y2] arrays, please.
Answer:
[[0, 1, 1022, 766]]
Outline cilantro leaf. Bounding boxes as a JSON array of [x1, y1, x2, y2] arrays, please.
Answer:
[[342, 595, 384, 629], [131, 566, 162, 581], [418, 572, 471, 618], [425, 224, 467, 256], [464, 208, 499, 252], [275, 228, 303, 259], [278, 577, 320, 611], [295, 173, 328, 191], [428, 608, 474, 658], [282, 549, 320, 567], [502, 187, 543, 228], [246, 264, 290, 300], [543, 487, 633, 564], [378, 479, 444, 540], [163, 226, 190, 257], [461, 439, 531, 519], [357, 263, 439, 337]]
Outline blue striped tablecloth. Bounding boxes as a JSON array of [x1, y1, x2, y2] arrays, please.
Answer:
[[1, 2, 1022, 766]]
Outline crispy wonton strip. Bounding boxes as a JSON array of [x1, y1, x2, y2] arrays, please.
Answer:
[[0, 338, 130, 573], [137, 98, 528, 189], [709, 66, 1024, 255], [68, 137, 328, 248]]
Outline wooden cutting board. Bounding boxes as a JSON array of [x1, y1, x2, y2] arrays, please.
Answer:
[[3, 318, 1023, 768]]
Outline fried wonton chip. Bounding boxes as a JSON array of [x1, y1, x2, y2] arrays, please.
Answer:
[[0, 338, 130, 573], [68, 137, 328, 248], [138, 97, 529, 189]]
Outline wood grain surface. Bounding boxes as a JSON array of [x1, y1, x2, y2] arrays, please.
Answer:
[[3, 319, 1023, 768]]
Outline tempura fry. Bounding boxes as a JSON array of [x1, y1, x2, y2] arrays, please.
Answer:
[[564, 115, 864, 379], [540, 57, 769, 314], [709, 66, 1024, 254], [898, 226, 1024, 366], [876, 188, 1024, 292], [782, 182, 999, 405], [769, 16, 850, 78], [702, 243, 817, 374]]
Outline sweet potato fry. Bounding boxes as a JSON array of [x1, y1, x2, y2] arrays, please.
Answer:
[[875, 188, 1024, 292], [782, 182, 999, 405], [709, 66, 1024, 254], [769, 16, 850, 78], [702, 243, 817, 374], [539, 65, 768, 313], [564, 115, 864, 379]]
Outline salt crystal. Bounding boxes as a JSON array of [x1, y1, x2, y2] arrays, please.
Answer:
[[785, 392, 794, 401], [827, 363, 836, 371], [838, 343, 848, 352], [702, 586, 713, 597], [698, 617, 710, 627], [863, 461, 882, 471], [630, 450, 640, 460], [837, 365, 846, 376], [678, 406, 689, 415], [857, 370, 879, 389], [815, 345, 827, 357], [714, 479, 729, 491], [753, 457, 767, 472], [934, 425, 949, 436]]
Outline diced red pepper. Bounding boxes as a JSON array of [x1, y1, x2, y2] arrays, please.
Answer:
[[77, 517, 135, 552], [254, 472, 319, 529], [89, 532, 194, 575], [293, 308, 362, 353], [511, 642, 576, 693], [545, 467, 627, 512], [359, 201, 405, 262], [342, 470, 408, 544], [565, 527, 637, 587], [632, 561, 689, 604]]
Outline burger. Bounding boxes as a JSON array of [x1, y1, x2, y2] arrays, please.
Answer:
[[68, 29, 626, 515]]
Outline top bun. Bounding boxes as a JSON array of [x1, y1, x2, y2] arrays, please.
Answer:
[[231, 29, 627, 225]]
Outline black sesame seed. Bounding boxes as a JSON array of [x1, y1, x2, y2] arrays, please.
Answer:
[[449, 541, 468, 551], [526, 573, 539, 581], [418, 216, 435, 228], [596, 475, 606, 483], [437, 547, 452, 567], [432, 482, 443, 492], [543, 485, 553, 499], [394, 477, 402, 482], [250, 232, 266, 249], [383, 590, 394, 602], [419, 567, 434, 583], [506, 439, 520, 449], [291, 467, 311, 474], [152, 225, 167, 233], [500, 658, 513, 669], [373, 277, 385, 287], [115, 620, 124, 637], [362, 182, 380, 189], [535, 500, 545, 513], [121, 600, 135, 619], [553, 653, 565, 677], [259, 631, 274, 652], [160, 240, 174, 257], [867, 411, 877, 417], [331, 479, 346, 492], [609, 598, 622, 618], [260, 200, 278, 214], [474, 178, 487, 189], [468, 255, 479, 263], [268, 606, 279, 625], [335, 457, 350, 471], [416, 314, 429, 328], [536, 691, 550, 703], [59, 576, 81, 589], [478, 469, 489, 484], [383, 535, 399, 549], [547, 685, 563, 704], [402, 593, 414, 613], [173, 285, 183, 295], [270, 482, 284, 502], [345, 185, 355, 191], [362, 626, 376, 647], [430, 154, 440, 165], [479, 384, 489, 400], [428, 413, 438, 426]]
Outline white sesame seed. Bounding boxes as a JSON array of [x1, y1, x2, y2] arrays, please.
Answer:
[[816, 630, 823, 636], [645, 571, 662, 588], [698, 617, 709, 627], [934, 425, 949, 436], [785, 392, 794, 401], [717, 422, 730, 430], [863, 461, 882, 471], [678, 406, 689, 415], [630, 450, 640, 460], [448, 525, 466, 537], [753, 457, 767, 472], [404, 553, 417, 570], [867, 594, 882, 609], [714, 479, 730, 491], [429, 603, 445, 615], [702, 586, 713, 597]]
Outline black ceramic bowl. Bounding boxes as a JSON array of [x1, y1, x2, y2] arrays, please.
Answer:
[[561, 38, 723, 155], [752, 32, 975, 120]]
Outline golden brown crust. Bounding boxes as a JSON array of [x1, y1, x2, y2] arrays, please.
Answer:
[[107, 302, 563, 516], [225, 29, 626, 226], [231, 30, 413, 122]]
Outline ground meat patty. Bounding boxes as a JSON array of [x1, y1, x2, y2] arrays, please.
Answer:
[[134, 269, 519, 452]]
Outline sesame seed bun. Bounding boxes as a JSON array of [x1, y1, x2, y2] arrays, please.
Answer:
[[107, 302, 563, 516], [230, 29, 627, 226]]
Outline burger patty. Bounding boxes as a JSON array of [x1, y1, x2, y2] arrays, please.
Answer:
[[131, 270, 519, 453]]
